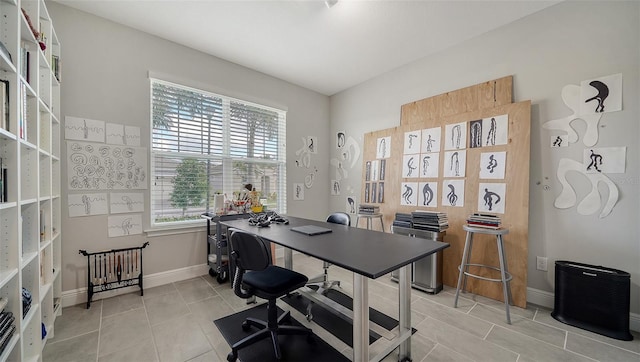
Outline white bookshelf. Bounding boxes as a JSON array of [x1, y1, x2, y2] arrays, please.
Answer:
[[0, 0, 61, 359]]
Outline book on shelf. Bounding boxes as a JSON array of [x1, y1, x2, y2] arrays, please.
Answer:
[[0, 157, 6, 203], [0, 79, 8, 132], [40, 209, 45, 241], [467, 212, 502, 229], [0, 41, 12, 63]]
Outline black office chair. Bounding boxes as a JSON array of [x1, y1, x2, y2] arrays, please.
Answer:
[[227, 229, 313, 362], [306, 212, 351, 294]]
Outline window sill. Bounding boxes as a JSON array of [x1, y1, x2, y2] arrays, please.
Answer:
[[145, 220, 207, 237]]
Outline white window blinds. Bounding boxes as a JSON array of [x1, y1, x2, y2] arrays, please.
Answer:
[[150, 79, 286, 226]]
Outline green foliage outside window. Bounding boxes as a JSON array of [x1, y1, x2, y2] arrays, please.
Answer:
[[170, 158, 208, 216]]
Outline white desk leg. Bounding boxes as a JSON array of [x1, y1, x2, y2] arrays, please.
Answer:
[[398, 264, 411, 359], [353, 274, 369, 362], [284, 248, 293, 270]]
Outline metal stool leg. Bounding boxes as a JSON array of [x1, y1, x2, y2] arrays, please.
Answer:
[[496, 235, 511, 324], [454, 231, 473, 307], [461, 234, 474, 292]]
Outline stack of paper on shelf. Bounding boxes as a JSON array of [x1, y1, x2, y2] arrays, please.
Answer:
[[358, 204, 380, 215], [392, 213, 412, 228], [411, 210, 448, 232], [467, 213, 502, 229]]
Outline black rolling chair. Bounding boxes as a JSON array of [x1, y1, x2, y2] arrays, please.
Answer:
[[306, 212, 351, 294], [226, 229, 313, 362]]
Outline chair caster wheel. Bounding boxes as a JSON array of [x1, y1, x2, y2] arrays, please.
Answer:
[[399, 357, 412, 362], [241, 321, 251, 331], [306, 313, 313, 322], [227, 351, 237, 362]]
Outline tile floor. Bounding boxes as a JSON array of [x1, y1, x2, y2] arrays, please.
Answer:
[[43, 253, 639, 362]]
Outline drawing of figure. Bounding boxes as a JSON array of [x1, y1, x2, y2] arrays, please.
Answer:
[[347, 197, 356, 213], [121, 218, 134, 235], [585, 80, 609, 113], [379, 138, 386, 158], [82, 195, 91, 215], [406, 157, 417, 177], [337, 132, 345, 148], [308, 138, 314, 153], [452, 124, 461, 149], [486, 117, 497, 146], [422, 183, 433, 206], [402, 184, 413, 204], [447, 184, 458, 206], [378, 183, 385, 203], [425, 134, 435, 152], [379, 160, 386, 180], [470, 121, 482, 148], [121, 196, 134, 211], [587, 149, 603, 172], [408, 134, 417, 149], [553, 136, 563, 147], [333, 181, 340, 194], [296, 184, 302, 198], [483, 188, 501, 211], [422, 155, 430, 176], [451, 152, 460, 176], [487, 154, 498, 173]]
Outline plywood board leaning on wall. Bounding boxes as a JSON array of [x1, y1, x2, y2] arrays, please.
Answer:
[[361, 77, 530, 308]]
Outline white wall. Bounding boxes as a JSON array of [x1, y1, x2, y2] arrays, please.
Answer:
[[329, 1, 640, 314], [48, 3, 332, 293]]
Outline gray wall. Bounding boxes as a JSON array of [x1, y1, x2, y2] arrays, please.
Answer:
[[48, 3, 331, 293], [329, 1, 640, 314]]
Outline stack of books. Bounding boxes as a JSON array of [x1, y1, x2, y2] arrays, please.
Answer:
[[467, 213, 501, 229], [0, 297, 15, 355], [358, 204, 380, 215], [411, 210, 448, 232], [392, 212, 412, 228]]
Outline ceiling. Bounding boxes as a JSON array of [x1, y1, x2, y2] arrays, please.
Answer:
[[54, 0, 560, 96]]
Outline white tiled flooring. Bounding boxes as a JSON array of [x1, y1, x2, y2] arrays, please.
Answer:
[[43, 254, 639, 361]]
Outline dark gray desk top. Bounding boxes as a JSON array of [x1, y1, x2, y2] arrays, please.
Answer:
[[221, 216, 450, 279]]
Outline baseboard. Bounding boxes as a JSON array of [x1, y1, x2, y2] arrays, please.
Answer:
[[527, 287, 639, 332], [62, 264, 210, 308]]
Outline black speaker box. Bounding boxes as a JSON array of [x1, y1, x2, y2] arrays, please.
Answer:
[[551, 260, 633, 341]]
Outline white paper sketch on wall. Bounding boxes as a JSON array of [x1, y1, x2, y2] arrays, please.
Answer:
[[294, 137, 312, 168], [444, 122, 467, 150], [371, 160, 379, 182], [400, 182, 418, 206], [442, 179, 465, 207], [555, 158, 619, 218], [583, 147, 625, 174], [404, 130, 421, 154], [443, 150, 466, 178], [67, 141, 148, 190], [478, 183, 506, 214], [579, 73, 622, 115], [365, 161, 371, 181], [421, 127, 441, 153], [330, 134, 360, 182], [346, 196, 356, 214], [551, 135, 569, 148], [378, 182, 384, 203], [307, 136, 318, 154], [418, 182, 438, 208], [364, 183, 370, 203], [469, 119, 483, 148], [125, 126, 141, 146], [106, 123, 125, 145], [108, 214, 143, 237], [293, 183, 304, 200], [420, 152, 440, 178], [376, 136, 391, 159], [65, 116, 105, 142], [479, 151, 506, 179], [402, 154, 420, 178], [482, 114, 508, 147], [336, 131, 346, 149], [304, 166, 318, 189], [371, 183, 377, 203], [68, 193, 108, 217], [379, 160, 386, 180], [110, 192, 145, 214], [331, 180, 341, 196], [542, 85, 602, 147]]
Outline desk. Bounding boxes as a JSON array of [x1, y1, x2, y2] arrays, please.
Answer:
[[221, 216, 449, 361]]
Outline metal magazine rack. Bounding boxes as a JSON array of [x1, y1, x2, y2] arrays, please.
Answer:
[[201, 213, 251, 283], [79, 242, 149, 308]]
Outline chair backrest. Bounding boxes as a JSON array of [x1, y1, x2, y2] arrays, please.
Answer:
[[326, 212, 350, 226], [229, 229, 271, 272]]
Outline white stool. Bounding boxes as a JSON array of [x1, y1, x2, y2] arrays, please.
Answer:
[[356, 213, 384, 231], [454, 225, 513, 324]]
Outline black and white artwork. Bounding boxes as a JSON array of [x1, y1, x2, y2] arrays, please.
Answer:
[[293, 183, 304, 200], [108, 214, 143, 237], [106, 123, 141, 146], [331, 179, 341, 196], [443, 150, 466, 178], [543, 85, 602, 147], [418, 182, 438, 208], [421, 127, 441, 153], [110, 192, 144, 214], [330, 134, 360, 181], [579, 73, 622, 115], [583, 147, 626, 174], [441, 179, 465, 207], [378, 182, 385, 203], [379, 159, 386, 181], [68, 193, 108, 217], [400, 182, 418, 206], [404, 130, 421, 154], [402, 154, 420, 178], [307, 136, 318, 154], [469, 120, 483, 148], [65, 116, 105, 142], [365, 161, 371, 181], [371, 160, 379, 182], [371, 182, 377, 203], [482, 114, 508, 146], [479, 151, 506, 179], [478, 183, 506, 214], [420, 152, 440, 178], [551, 135, 569, 148], [364, 183, 370, 203], [294, 136, 312, 168], [376, 136, 391, 159], [336, 130, 346, 149], [444, 122, 467, 150], [346, 197, 356, 214]]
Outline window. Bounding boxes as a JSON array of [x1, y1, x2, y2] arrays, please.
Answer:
[[150, 79, 286, 226]]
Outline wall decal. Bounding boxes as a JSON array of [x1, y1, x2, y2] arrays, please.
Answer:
[[442, 179, 465, 207], [418, 181, 438, 208], [108, 214, 143, 237], [551, 135, 569, 148], [421, 127, 441, 153], [469, 120, 483, 148], [331, 180, 341, 196], [68, 193, 108, 217], [400, 182, 418, 206], [444, 122, 467, 150], [482, 114, 508, 146], [65, 116, 105, 142], [443, 150, 466, 177], [402, 154, 420, 178], [479, 151, 506, 179], [376, 136, 391, 159], [542, 84, 602, 146], [555, 158, 618, 218], [420, 152, 440, 178], [579, 73, 622, 115], [583, 147, 625, 174], [293, 183, 304, 200], [110, 192, 144, 214], [403, 130, 421, 154], [478, 183, 506, 214]]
